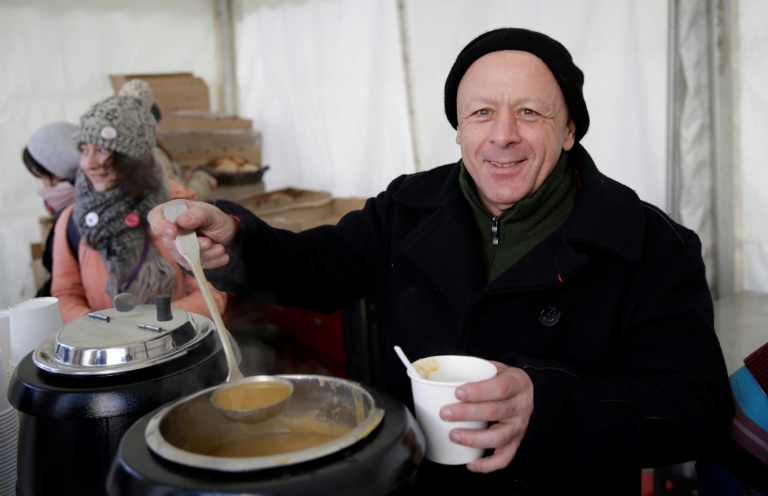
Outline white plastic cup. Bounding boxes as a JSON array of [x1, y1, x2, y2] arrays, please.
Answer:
[[407, 355, 497, 465], [0, 309, 9, 374], [9, 297, 63, 367]]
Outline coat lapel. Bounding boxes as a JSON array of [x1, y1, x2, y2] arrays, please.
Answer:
[[401, 193, 486, 306], [395, 171, 486, 307], [391, 145, 646, 303]]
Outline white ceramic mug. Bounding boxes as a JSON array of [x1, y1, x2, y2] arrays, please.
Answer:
[[407, 355, 497, 465], [9, 297, 63, 367]]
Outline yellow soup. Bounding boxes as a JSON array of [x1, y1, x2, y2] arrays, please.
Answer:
[[415, 358, 439, 379], [202, 428, 347, 457], [212, 381, 292, 411]]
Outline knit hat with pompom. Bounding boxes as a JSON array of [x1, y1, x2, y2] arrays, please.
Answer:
[[118, 79, 162, 122], [76, 82, 156, 159]]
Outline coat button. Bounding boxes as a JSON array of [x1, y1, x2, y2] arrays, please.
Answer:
[[539, 305, 561, 326], [510, 478, 529, 494]]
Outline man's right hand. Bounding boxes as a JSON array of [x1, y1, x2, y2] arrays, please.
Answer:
[[148, 200, 239, 270]]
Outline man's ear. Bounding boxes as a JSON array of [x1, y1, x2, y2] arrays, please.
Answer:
[[563, 119, 576, 151]]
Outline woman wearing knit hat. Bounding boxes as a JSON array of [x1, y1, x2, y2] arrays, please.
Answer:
[[118, 78, 219, 202], [22, 121, 81, 297], [50, 91, 227, 324]]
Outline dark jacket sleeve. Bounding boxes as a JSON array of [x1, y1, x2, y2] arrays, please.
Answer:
[[207, 198, 381, 312]]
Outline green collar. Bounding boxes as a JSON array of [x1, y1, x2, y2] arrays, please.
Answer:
[[459, 151, 577, 281]]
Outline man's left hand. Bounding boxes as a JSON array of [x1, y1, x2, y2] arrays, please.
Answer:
[[439, 361, 534, 473]]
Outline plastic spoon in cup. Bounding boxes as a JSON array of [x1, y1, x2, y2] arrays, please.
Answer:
[[394, 345, 423, 378], [163, 201, 292, 423]]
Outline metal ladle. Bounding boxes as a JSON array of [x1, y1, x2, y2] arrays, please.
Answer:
[[163, 201, 293, 423]]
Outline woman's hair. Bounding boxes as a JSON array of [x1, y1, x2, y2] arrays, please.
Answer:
[[109, 152, 165, 199], [22, 147, 56, 181]]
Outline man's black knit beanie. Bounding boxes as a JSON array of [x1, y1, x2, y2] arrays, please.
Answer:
[[444, 27, 590, 143]]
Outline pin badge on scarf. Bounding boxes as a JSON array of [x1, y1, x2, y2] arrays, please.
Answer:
[[101, 126, 117, 140], [124, 213, 140, 228], [85, 211, 99, 227]]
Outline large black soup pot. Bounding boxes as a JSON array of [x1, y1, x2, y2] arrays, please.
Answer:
[[7, 295, 229, 496]]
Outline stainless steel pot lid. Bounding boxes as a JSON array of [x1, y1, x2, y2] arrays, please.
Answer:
[[33, 293, 214, 376]]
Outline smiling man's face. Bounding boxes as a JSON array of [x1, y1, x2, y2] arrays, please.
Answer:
[[455, 50, 576, 216]]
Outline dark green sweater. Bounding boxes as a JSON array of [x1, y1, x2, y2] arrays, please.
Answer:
[[459, 152, 577, 281]]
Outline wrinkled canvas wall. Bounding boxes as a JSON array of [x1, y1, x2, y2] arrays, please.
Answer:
[[234, 0, 414, 197], [739, 0, 768, 292]]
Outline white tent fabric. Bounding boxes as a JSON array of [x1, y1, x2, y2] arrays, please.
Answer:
[[676, 0, 716, 287], [739, 0, 768, 292], [0, 0, 766, 310], [235, 0, 414, 197]]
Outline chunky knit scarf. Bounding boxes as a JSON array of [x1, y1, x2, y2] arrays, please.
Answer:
[[72, 165, 176, 303]]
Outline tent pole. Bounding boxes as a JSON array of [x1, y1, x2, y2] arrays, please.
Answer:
[[666, 0, 680, 221], [396, 0, 421, 171], [710, 0, 737, 297], [216, 0, 237, 115]]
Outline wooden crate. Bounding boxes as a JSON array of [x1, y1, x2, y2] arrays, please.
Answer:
[[109, 73, 210, 111], [159, 111, 253, 132], [254, 196, 367, 233], [240, 188, 332, 217], [159, 129, 261, 151], [170, 147, 262, 168]]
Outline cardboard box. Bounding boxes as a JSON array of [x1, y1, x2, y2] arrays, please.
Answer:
[[170, 147, 262, 167], [151, 79, 209, 111], [109, 73, 210, 111], [159, 111, 253, 132], [258, 197, 367, 232], [110, 72, 195, 91], [206, 181, 266, 202], [241, 188, 333, 216], [39, 215, 53, 241], [159, 129, 261, 151]]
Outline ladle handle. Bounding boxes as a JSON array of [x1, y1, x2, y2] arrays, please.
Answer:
[[188, 259, 244, 383], [163, 201, 244, 383]]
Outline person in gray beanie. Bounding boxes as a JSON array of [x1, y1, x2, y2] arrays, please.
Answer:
[[50, 91, 227, 324], [148, 27, 732, 494], [24, 121, 81, 183], [22, 121, 82, 296]]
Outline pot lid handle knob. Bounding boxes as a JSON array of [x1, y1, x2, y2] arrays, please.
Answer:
[[114, 292, 136, 312], [155, 294, 173, 321]]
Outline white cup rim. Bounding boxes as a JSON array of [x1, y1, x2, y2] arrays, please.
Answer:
[[9, 297, 60, 310], [407, 355, 497, 385]]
